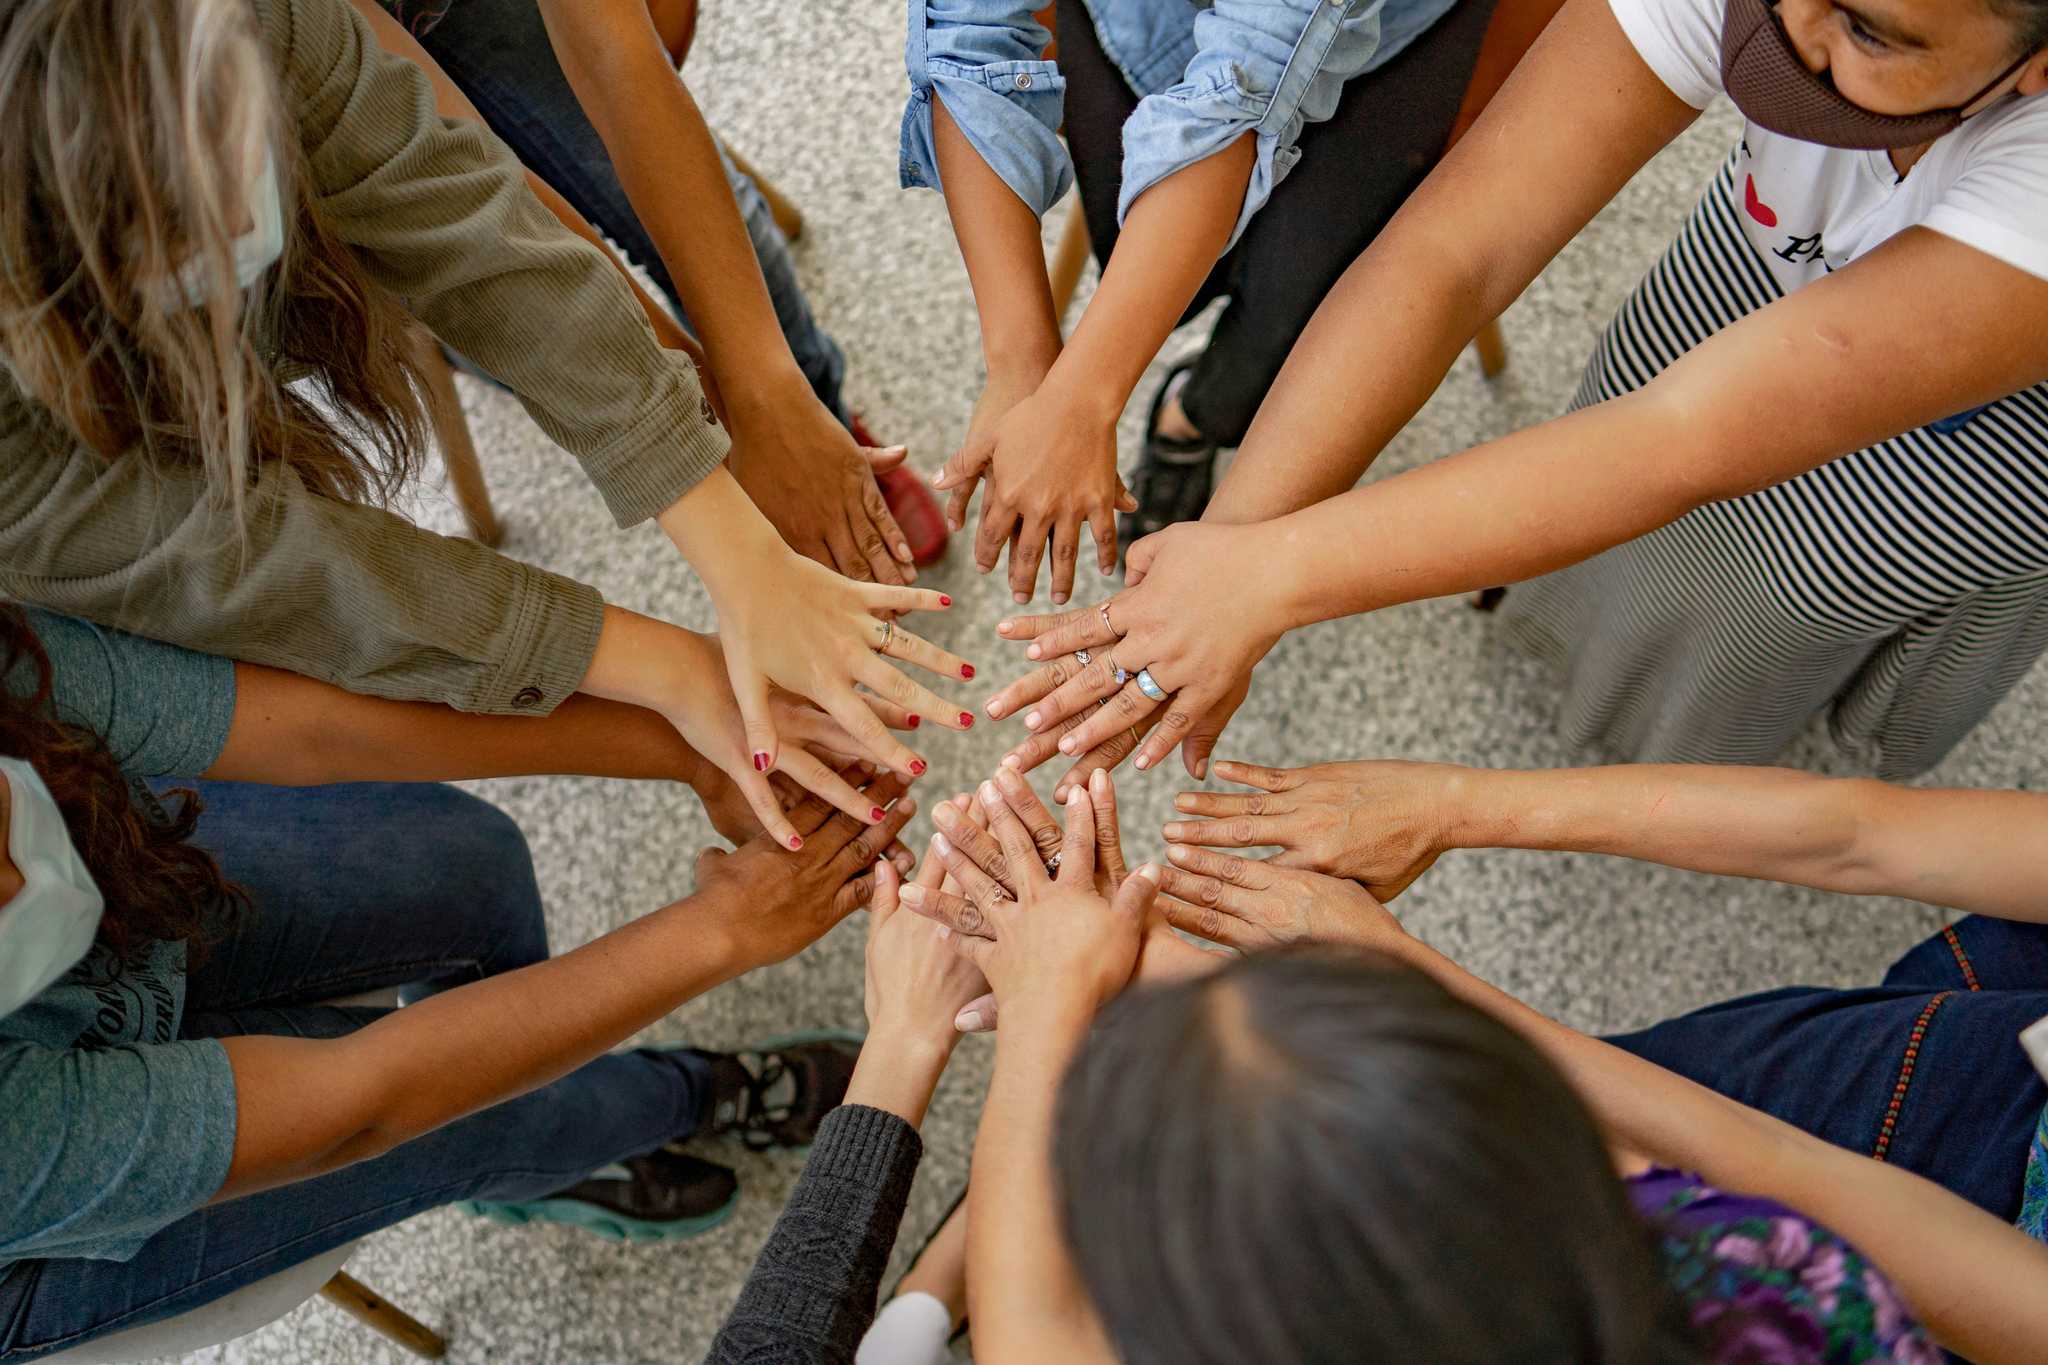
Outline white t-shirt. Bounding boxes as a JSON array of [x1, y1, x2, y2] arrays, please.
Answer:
[[1609, 0, 2048, 288]]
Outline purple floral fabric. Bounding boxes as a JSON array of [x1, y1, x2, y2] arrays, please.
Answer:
[[1627, 1169, 1941, 1364]]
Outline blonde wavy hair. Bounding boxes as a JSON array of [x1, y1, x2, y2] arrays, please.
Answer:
[[0, 0, 427, 516]]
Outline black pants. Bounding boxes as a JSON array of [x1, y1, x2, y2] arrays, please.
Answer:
[[1055, 0, 1498, 445]]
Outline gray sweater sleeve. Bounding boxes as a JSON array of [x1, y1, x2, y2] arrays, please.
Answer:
[[705, 1105, 926, 1365]]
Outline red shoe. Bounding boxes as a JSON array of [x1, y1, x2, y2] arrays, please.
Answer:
[[852, 415, 950, 568]]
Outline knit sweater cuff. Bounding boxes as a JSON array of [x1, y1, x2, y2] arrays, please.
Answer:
[[807, 1104, 926, 1184]]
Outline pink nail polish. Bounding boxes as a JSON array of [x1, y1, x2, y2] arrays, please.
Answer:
[[787, 835, 803, 850], [961, 664, 976, 680], [753, 751, 770, 772], [909, 759, 928, 776], [869, 806, 885, 823], [959, 712, 975, 730]]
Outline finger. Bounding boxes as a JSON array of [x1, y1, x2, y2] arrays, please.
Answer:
[[876, 620, 978, 687], [1110, 862, 1162, 931], [726, 651, 780, 783], [1089, 768, 1128, 888], [973, 493, 1014, 575], [1023, 652, 1122, 733], [942, 927, 994, 972], [1088, 503, 1117, 576], [787, 769, 908, 839], [1181, 710, 1229, 782], [854, 654, 975, 735], [777, 747, 890, 826], [824, 522, 876, 587], [1048, 517, 1081, 607], [1115, 479, 1138, 514], [1054, 785, 1097, 887], [997, 604, 1117, 658], [853, 504, 908, 588], [870, 857, 902, 931], [858, 585, 956, 618], [934, 435, 989, 492], [900, 862, 1001, 938], [1133, 690, 1205, 774], [945, 475, 976, 535], [1211, 760, 1301, 794], [816, 686, 927, 778], [1048, 709, 1159, 802], [914, 834, 949, 891], [859, 693, 922, 732], [1007, 515, 1050, 605], [733, 763, 803, 853], [984, 650, 1091, 723], [1057, 679, 1163, 759], [1160, 809, 1287, 849], [931, 800, 1021, 895], [1157, 889, 1258, 951], [954, 991, 998, 1034], [1169, 789, 1293, 820], [991, 763, 1062, 866], [1124, 531, 1160, 587], [832, 868, 878, 919], [929, 828, 1011, 913], [977, 779, 1047, 890], [1164, 843, 1273, 892], [1000, 707, 1093, 778], [826, 794, 919, 881]]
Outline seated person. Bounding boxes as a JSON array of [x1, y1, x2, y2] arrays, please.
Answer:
[[0, 606, 916, 1360]]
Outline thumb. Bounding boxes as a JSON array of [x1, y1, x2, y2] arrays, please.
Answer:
[[871, 857, 901, 930], [863, 443, 909, 473], [935, 434, 992, 491], [1124, 531, 1161, 587], [1115, 478, 1138, 514], [1113, 863, 1163, 928], [955, 991, 998, 1034], [1182, 718, 1225, 783], [694, 845, 728, 881]]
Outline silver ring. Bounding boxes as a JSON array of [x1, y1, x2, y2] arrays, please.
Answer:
[[1135, 668, 1167, 702], [1074, 649, 1091, 666], [1043, 850, 1062, 876], [1106, 654, 1129, 686], [875, 618, 895, 652], [1098, 603, 1116, 638]]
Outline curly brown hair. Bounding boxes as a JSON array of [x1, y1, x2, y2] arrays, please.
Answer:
[[0, 607, 246, 962]]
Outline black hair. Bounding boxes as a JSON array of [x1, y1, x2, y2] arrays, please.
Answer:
[[1052, 949, 1701, 1365], [1991, 0, 2048, 55]]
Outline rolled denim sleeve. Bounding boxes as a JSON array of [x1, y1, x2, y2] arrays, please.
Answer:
[[901, 0, 1073, 217], [1119, 0, 1386, 250]]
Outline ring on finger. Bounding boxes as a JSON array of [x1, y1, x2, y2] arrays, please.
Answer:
[[1043, 850, 1062, 876], [1135, 668, 1167, 702], [874, 618, 895, 652], [1099, 603, 1116, 638], [1074, 648, 1091, 666], [1104, 653, 1129, 686]]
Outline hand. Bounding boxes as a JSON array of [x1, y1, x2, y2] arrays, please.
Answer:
[[938, 360, 1052, 533], [1153, 845, 1405, 953], [864, 858, 988, 1046], [934, 378, 1136, 607], [657, 472, 977, 779], [899, 779, 1160, 1025], [583, 610, 928, 851], [694, 770, 922, 970], [1162, 759, 1450, 900], [986, 520, 1286, 785], [727, 381, 917, 588]]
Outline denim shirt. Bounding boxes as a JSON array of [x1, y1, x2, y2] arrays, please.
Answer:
[[902, 0, 1462, 251]]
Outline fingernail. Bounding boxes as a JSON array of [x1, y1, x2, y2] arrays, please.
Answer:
[[1002, 753, 1023, 768], [788, 835, 803, 850], [1164, 823, 1188, 840], [1168, 845, 1191, 864], [930, 470, 946, 487], [979, 781, 1001, 807], [1027, 644, 1043, 660], [955, 1010, 984, 1032], [1013, 592, 1028, 604], [998, 619, 1015, 633], [986, 700, 1006, 719], [1137, 864, 1162, 885], [954, 793, 973, 808], [938, 595, 953, 607], [753, 751, 770, 772], [1194, 759, 1209, 779], [1025, 710, 1042, 729], [936, 923, 952, 940], [1174, 795, 1196, 811], [1091, 770, 1110, 798], [961, 664, 976, 680], [870, 806, 886, 823], [899, 883, 926, 905], [1059, 737, 1078, 755], [996, 765, 1021, 788], [1135, 753, 1152, 771], [932, 833, 953, 857], [1053, 593, 1068, 605], [959, 712, 975, 729], [933, 803, 957, 827], [947, 517, 963, 532], [896, 544, 915, 563], [908, 714, 922, 728], [909, 759, 928, 776], [1066, 786, 1085, 807]]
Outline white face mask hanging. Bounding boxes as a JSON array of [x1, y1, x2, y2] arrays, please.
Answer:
[[169, 142, 287, 309], [0, 756, 105, 1021]]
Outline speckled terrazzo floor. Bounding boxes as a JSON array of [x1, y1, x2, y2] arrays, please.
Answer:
[[170, 5, 2045, 1364]]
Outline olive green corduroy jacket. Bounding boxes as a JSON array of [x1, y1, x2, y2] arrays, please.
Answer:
[[0, 0, 731, 715]]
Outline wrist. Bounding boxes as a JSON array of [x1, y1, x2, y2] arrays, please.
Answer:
[[720, 358, 820, 433], [844, 1025, 955, 1126], [658, 466, 787, 584], [1036, 355, 1129, 427], [983, 332, 1061, 386], [578, 607, 719, 715]]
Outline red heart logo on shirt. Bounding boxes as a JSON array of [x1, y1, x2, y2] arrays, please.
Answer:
[[1743, 174, 1778, 228]]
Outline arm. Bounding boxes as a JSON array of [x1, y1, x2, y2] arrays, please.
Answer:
[[215, 777, 919, 1200], [536, 0, 916, 585], [1389, 933, 2048, 1365]]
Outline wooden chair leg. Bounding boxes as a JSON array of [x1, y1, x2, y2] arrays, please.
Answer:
[[1048, 202, 1092, 334], [410, 330, 502, 548], [1472, 317, 1509, 380], [724, 144, 805, 244], [319, 1271, 447, 1360]]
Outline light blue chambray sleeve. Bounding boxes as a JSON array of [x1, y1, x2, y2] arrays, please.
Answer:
[[1118, 0, 1386, 249], [901, 0, 1074, 217]]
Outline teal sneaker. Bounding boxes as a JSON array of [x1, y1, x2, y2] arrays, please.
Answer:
[[456, 1148, 737, 1244]]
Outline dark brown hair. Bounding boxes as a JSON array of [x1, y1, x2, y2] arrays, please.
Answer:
[[0, 607, 245, 961]]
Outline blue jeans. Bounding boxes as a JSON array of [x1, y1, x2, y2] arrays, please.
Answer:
[[384, 0, 851, 420], [0, 782, 712, 1361], [1608, 915, 2048, 1223]]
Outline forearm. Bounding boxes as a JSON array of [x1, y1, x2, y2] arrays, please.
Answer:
[[1389, 935, 2048, 1364], [539, 0, 794, 392], [1037, 136, 1255, 424], [932, 96, 1062, 378], [968, 1007, 1116, 1364], [211, 661, 712, 789], [215, 887, 751, 1200], [843, 1024, 956, 1130]]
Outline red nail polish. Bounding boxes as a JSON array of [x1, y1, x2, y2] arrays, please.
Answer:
[[787, 835, 803, 850], [907, 714, 922, 728], [959, 712, 975, 729], [909, 759, 927, 776], [938, 595, 952, 607], [869, 806, 885, 823], [753, 751, 770, 772], [961, 664, 976, 680]]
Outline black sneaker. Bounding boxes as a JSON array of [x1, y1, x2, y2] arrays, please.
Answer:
[[456, 1148, 739, 1243], [1117, 359, 1219, 563], [693, 1031, 864, 1150]]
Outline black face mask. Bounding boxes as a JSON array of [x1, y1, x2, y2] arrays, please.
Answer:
[[1720, 0, 2034, 150]]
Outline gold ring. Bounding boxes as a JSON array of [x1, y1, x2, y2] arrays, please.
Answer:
[[875, 618, 895, 651], [1098, 603, 1116, 638]]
